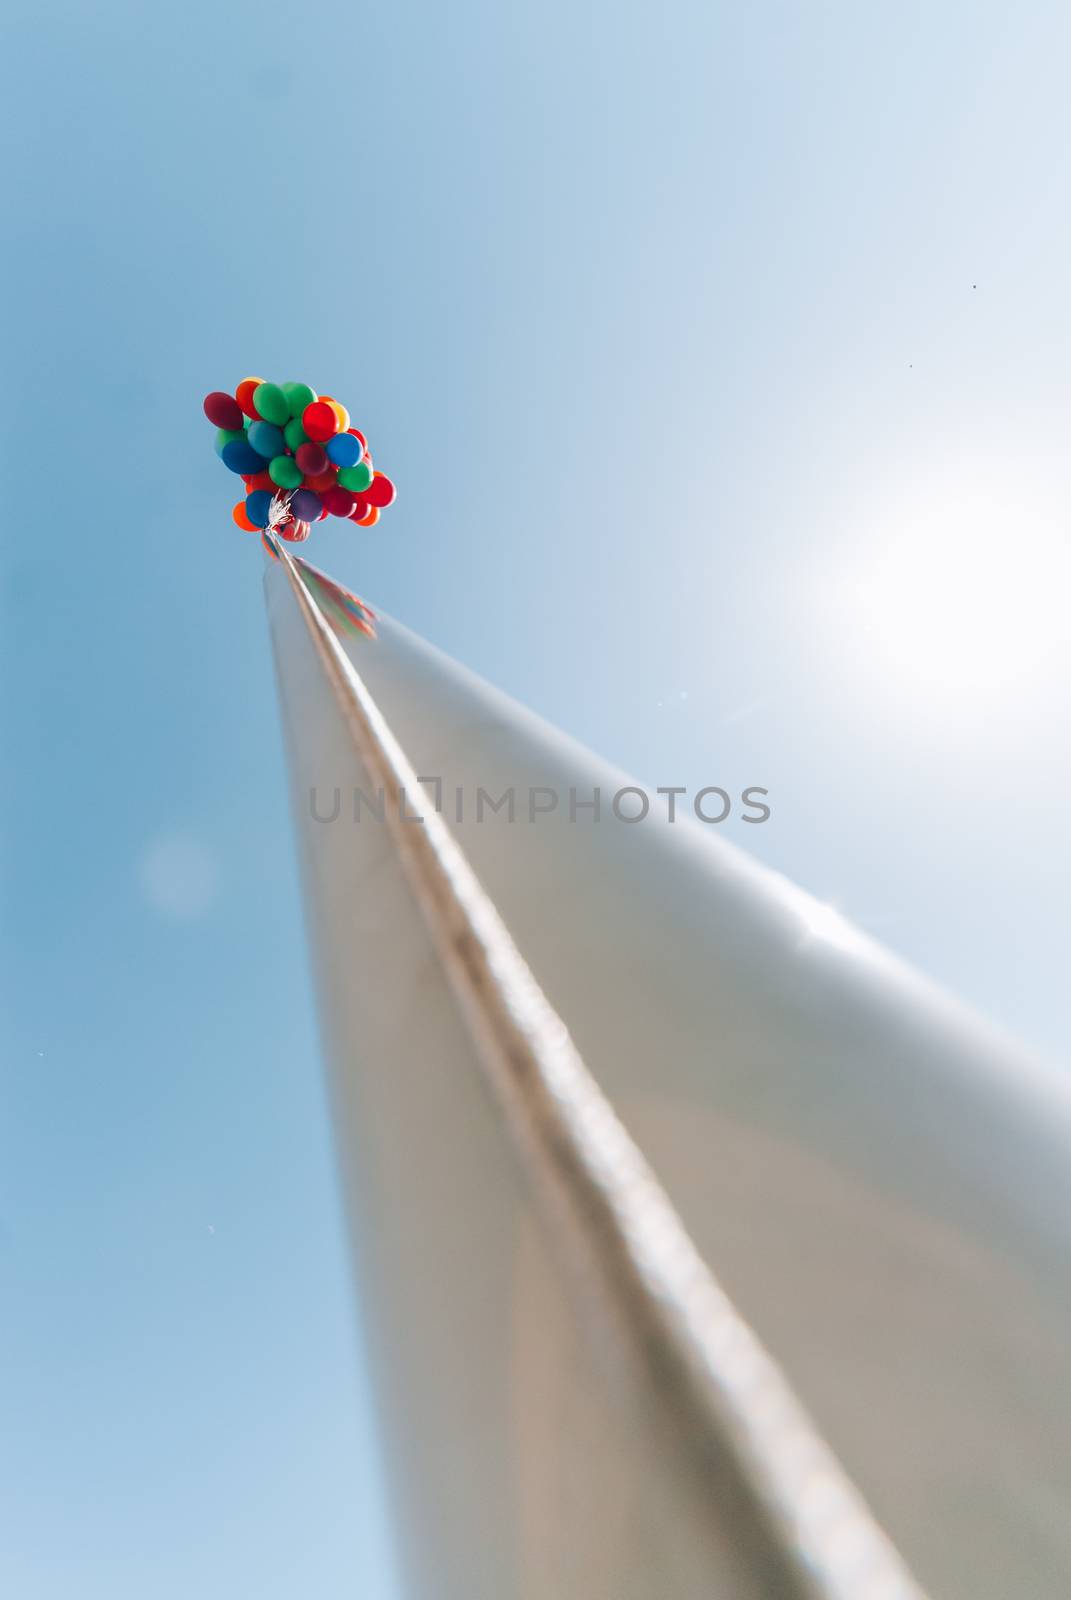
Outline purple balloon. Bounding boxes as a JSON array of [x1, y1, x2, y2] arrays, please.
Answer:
[[290, 488, 322, 523]]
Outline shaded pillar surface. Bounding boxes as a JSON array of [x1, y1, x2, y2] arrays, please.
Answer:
[[267, 562, 1071, 1600]]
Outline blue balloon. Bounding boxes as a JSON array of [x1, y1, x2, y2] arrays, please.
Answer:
[[248, 420, 285, 460], [326, 431, 364, 468], [215, 427, 245, 458], [246, 490, 274, 528], [222, 439, 266, 475]]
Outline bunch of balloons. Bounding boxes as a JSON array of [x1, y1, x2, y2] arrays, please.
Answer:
[[202, 377, 396, 544]]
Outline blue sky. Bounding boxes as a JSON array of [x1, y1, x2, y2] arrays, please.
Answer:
[[3, 1, 1069, 1595]]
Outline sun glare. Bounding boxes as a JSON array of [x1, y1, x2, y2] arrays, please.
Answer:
[[832, 485, 1069, 710]]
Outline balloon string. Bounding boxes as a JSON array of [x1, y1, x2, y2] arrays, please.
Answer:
[[268, 490, 311, 543]]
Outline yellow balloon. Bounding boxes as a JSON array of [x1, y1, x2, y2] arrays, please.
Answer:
[[321, 394, 351, 434]]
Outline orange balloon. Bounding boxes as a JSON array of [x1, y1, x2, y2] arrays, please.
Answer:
[[355, 505, 380, 528], [232, 502, 257, 532], [236, 376, 265, 418], [321, 394, 351, 433]]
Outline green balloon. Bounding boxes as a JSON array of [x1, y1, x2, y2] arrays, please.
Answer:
[[253, 382, 289, 426], [338, 461, 373, 493], [214, 427, 245, 457], [269, 455, 303, 489], [282, 382, 317, 418], [284, 416, 309, 451]]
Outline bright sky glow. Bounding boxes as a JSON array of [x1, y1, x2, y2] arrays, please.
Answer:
[[835, 483, 1069, 709]]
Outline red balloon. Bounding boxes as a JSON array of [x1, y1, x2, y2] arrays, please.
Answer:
[[296, 442, 328, 477], [204, 391, 244, 429], [277, 518, 311, 543], [364, 472, 396, 508], [303, 401, 338, 442], [347, 427, 367, 449], [247, 470, 275, 493], [323, 486, 358, 517], [349, 494, 370, 520], [306, 468, 338, 494], [236, 377, 265, 419]]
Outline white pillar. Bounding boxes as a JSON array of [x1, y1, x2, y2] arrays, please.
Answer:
[[266, 556, 1071, 1600]]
